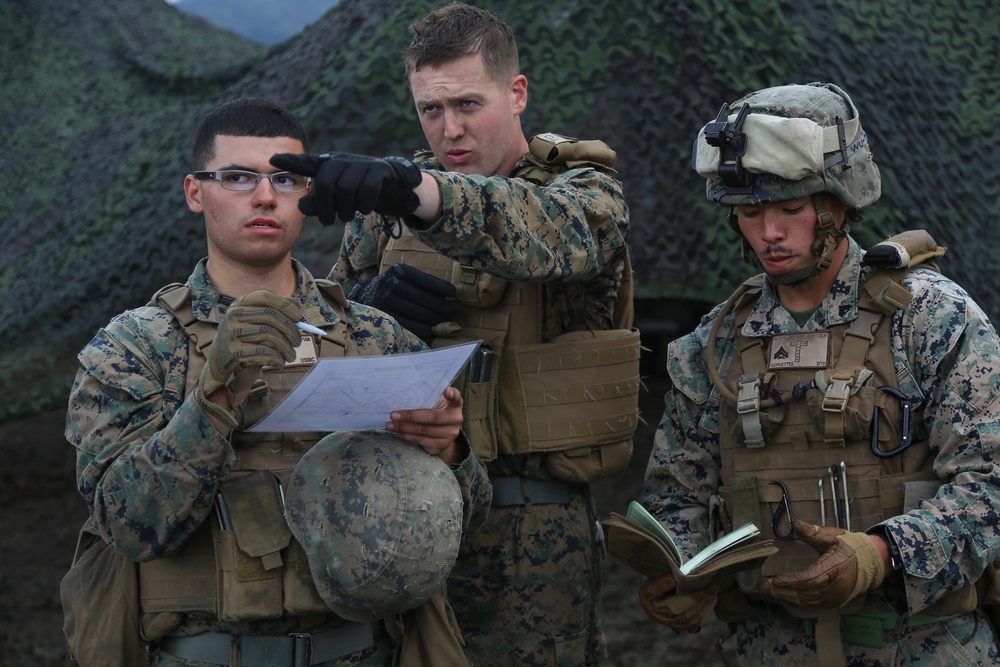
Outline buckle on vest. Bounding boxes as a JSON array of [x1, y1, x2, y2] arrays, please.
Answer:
[[737, 375, 761, 414], [737, 375, 765, 449], [821, 373, 853, 413]]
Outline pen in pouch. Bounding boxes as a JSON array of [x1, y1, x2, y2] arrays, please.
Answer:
[[468, 350, 481, 383], [828, 466, 842, 528], [215, 492, 233, 531], [479, 349, 495, 381], [818, 479, 826, 526], [840, 461, 851, 531]]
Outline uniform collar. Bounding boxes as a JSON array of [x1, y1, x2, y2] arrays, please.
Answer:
[[741, 237, 864, 338], [186, 258, 342, 326]]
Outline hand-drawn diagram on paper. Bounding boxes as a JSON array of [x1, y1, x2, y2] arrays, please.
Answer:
[[248, 341, 480, 433]]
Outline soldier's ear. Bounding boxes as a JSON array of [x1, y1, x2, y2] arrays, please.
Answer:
[[510, 74, 527, 115], [184, 174, 204, 214], [825, 194, 852, 228]]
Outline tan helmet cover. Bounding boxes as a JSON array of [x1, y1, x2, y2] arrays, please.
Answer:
[[694, 82, 881, 208]]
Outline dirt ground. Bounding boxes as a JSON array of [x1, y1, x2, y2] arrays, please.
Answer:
[[0, 375, 737, 666]]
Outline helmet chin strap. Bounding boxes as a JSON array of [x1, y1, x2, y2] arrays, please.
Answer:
[[728, 194, 850, 287]]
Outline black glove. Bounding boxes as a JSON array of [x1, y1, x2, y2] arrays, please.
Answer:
[[349, 264, 456, 341], [269, 152, 422, 225]]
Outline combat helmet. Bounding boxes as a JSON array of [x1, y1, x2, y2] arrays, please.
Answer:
[[692, 82, 881, 284], [285, 430, 463, 622]]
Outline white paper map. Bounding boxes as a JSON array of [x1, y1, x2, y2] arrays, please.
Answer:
[[248, 341, 480, 433]]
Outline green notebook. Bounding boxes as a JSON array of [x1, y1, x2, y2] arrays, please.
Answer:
[[603, 501, 778, 593]]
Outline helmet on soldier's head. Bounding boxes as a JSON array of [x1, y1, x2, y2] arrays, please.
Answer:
[[693, 82, 881, 208], [285, 430, 463, 622]]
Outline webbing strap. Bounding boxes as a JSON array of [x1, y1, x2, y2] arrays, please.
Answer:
[[839, 308, 881, 368], [737, 374, 765, 449], [814, 609, 846, 667], [792, 609, 964, 650], [820, 369, 852, 448], [490, 476, 573, 506], [158, 623, 376, 666]]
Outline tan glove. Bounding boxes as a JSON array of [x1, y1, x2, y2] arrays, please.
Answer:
[[195, 290, 302, 428], [639, 575, 717, 632], [758, 519, 884, 608]]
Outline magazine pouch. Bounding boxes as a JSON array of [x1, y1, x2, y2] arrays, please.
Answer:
[[215, 470, 292, 621], [398, 590, 469, 667], [60, 518, 150, 667], [453, 342, 500, 463]]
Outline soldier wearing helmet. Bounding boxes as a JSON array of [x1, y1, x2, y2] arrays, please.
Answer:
[[634, 83, 1000, 665]]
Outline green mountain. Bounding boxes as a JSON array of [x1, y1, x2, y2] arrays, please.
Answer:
[[2, 0, 998, 424], [173, 0, 341, 45]]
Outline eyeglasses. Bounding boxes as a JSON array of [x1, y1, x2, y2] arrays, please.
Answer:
[[193, 169, 312, 193]]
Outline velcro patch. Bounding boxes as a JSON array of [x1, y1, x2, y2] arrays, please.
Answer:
[[768, 333, 829, 369]]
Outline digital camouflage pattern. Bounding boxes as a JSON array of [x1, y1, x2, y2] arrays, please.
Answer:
[[285, 430, 464, 622], [447, 490, 605, 666], [643, 239, 1000, 664], [734, 609, 998, 666], [333, 153, 629, 339], [65, 260, 492, 662], [333, 151, 629, 665]]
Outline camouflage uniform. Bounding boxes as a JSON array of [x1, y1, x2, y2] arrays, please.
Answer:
[[643, 238, 1000, 665], [333, 153, 630, 666], [65, 259, 492, 666]]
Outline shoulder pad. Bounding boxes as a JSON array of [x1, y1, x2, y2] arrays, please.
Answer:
[[528, 133, 618, 172], [862, 229, 947, 273], [147, 282, 189, 311], [862, 230, 948, 315]]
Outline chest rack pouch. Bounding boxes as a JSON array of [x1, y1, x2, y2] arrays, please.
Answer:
[[212, 470, 311, 622], [498, 328, 641, 482]]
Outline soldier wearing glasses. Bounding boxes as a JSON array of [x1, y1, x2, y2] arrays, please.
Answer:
[[63, 97, 491, 667]]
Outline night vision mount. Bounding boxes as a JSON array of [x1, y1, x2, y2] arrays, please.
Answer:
[[703, 102, 772, 204]]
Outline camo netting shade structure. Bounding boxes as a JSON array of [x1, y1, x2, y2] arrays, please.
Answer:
[[0, 0, 265, 423], [2, 0, 997, 423]]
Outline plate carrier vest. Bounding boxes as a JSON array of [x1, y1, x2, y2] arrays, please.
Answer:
[[378, 133, 641, 483], [137, 280, 358, 630], [708, 231, 989, 659]]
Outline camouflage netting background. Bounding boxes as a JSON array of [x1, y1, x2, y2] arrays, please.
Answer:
[[2, 0, 998, 424]]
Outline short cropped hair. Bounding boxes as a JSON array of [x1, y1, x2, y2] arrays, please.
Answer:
[[403, 2, 519, 87], [192, 97, 308, 170]]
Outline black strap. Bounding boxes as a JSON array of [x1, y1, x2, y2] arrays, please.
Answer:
[[158, 623, 376, 666]]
